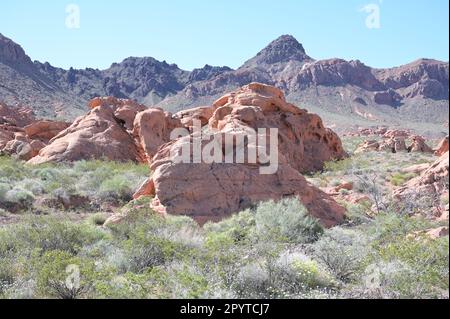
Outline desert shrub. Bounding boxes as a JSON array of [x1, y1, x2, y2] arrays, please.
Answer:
[[168, 263, 210, 298], [0, 156, 30, 181], [254, 198, 323, 244], [99, 175, 134, 202], [204, 209, 255, 245], [312, 227, 371, 282], [323, 158, 353, 173], [118, 216, 180, 273], [330, 180, 341, 187], [0, 207, 7, 217], [159, 216, 204, 248], [376, 237, 449, 293], [233, 250, 333, 298], [88, 213, 109, 226], [0, 156, 150, 211], [2, 216, 106, 255], [344, 202, 372, 225], [94, 267, 169, 299], [0, 182, 10, 200], [367, 212, 432, 244], [0, 258, 16, 295], [15, 178, 45, 196], [33, 250, 96, 299], [123, 238, 174, 273], [4, 187, 35, 205], [233, 263, 271, 298], [353, 258, 448, 299]]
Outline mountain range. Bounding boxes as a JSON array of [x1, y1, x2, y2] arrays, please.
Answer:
[[0, 33, 448, 134]]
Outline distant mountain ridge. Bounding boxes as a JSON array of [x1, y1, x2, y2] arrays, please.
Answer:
[[0, 33, 448, 132]]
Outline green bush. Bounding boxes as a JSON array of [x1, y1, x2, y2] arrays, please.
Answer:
[[254, 199, 323, 244], [0, 258, 16, 295], [313, 227, 370, 282], [34, 250, 96, 299], [1, 216, 106, 255]]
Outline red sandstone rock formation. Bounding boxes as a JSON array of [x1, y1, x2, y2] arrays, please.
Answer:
[[133, 83, 347, 226], [435, 136, 449, 156], [355, 135, 433, 154], [28, 103, 143, 164], [408, 135, 433, 153], [132, 108, 181, 163], [0, 103, 68, 160], [395, 151, 449, 199]]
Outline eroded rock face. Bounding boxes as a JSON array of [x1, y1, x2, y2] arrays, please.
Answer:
[[26, 97, 185, 164], [409, 135, 433, 153], [88, 97, 146, 130], [355, 135, 433, 154], [435, 136, 449, 156], [0, 103, 68, 160], [2, 134, 46, 161], [132, 108, 181, 163], [0, 103, 35, 127], [135, 83, 347, 226], [28, 104, 142, 164], [24, 120, 70, 143], [395, 151, 449, 199]]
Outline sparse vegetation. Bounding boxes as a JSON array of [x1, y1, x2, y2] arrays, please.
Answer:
[[0, 149, 448, 299]]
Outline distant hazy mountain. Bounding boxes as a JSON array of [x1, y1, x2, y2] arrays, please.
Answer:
[[1, 33, 448, 132]]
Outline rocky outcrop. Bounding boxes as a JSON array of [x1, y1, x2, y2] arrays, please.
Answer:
[[132, 108, 181, 162], [395, 151, 449, 199], [435, 136, 449, 156], [23, 120, 70, 143], [0, 103, 35, 127], [355, 135, 433, 154], [134, 83, 347, 226], [0, 103, 68, 160], [383, 129, 411, 139], [28, 100, 145, 164], [26, 97, 186, 165], [408, 135, 433, 153], [2, 134, 46, 161]]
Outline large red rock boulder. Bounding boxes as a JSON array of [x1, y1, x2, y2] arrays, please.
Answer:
[[1, 103, 65, 160], [134, 83, 347, 226], [174, 106, 216, 129], [89, 97, 146, 130], [132, 108, 182, 163], [28, 104, 142, 164], [2, 133, 46, 160], [27, 97, 187, 164], [23, 120, 70, 143], [408, 135, 433, 153]]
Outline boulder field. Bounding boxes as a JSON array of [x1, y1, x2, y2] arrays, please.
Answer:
[[3, 83, 350, 226]]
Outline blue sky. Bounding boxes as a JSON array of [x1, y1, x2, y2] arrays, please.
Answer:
[[0, 0, 448, 70]]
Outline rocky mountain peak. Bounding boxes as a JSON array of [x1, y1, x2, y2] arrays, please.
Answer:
[[0, 33, 32, 66], [242, 34, 312, 67]]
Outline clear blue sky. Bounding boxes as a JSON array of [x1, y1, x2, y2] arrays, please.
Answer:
[[1, 0, 448, 70]]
